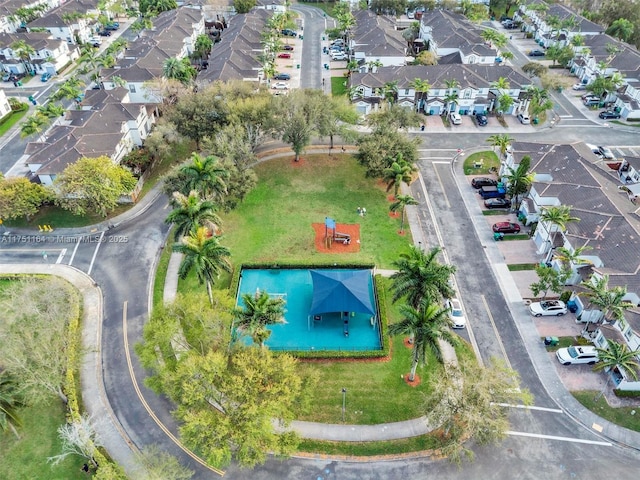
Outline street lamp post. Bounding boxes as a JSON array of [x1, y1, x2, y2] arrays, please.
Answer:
[[341, 388, 347, 422]]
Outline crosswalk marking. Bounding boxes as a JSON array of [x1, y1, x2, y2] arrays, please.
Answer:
[[506, 430, 611, 446]]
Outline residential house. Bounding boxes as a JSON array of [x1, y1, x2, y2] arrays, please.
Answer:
[[26, 0, 97, 45], [504, 141, 640, 390], [417, 10, 498, 65], [349, 64, 531, 116], [0, 31, 79, 76], [0, 87, 10, 119], [350, 10, 408, 69], [0, 0, 62, 34]]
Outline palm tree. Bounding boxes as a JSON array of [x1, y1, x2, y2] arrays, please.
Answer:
[[553, 245, 593, 270], [382, 154, 415, 196], [606, 19, 635, 43], [410, 78, 430, 113], [162, 57, 187, 82], [36, 102, 65, 118], [539, 205, 580, 236], [172, 226, 232, 306], [0, 371, 24, 438], [233, 290, 286, 348], [443, 78, 459, 113], [502, 155, 534, 210], [491, 77, 510, 92], [193, 34, 213, 64], [389, 298, 460, 382], [20, 113, 49, 140], [390, 245, 456, 308], [594, 340, 640, 381], [390, 194, 419, 234], [165, 191, 222, 241], [580, 274, 633, 323], [383, 81, 398, 106], [486, 134, 513, 157], [11, 40, 35, 74], [180, 153, 229, 200]]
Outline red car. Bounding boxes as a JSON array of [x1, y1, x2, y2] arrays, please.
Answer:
[[492, 222, 521, 234], [277, 53, 292, 59]]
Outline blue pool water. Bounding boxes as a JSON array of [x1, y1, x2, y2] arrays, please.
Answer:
[[236, 268, 381, 351]]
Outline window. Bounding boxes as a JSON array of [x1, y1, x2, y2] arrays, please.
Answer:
[[464, 89, 472, 99], [404, 89, 409, 95], [129, 84, 136, 93]]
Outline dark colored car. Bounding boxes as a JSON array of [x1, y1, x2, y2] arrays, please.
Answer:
[[475, 113, 488, 126], [599, 110, 621, 120], [98, 30, 111, 36], [492, 222, 521, 234], [282, 45, 294, 51], [484, 198, 511, 209], [471, 177, 497, 189], [277, 53, 291, 59], [528, 49, 545, 57], [281, 29, 297, 37], [273, 73, 291, 80], [478, 185, 506, 199]]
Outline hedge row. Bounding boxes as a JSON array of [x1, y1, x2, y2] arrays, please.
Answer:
[[614, 389, 640, 398]]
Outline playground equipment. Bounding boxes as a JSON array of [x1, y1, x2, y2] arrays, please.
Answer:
[[324, 216, 351, 248]]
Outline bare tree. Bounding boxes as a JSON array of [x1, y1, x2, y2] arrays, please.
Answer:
[[48, 414, 103, 468]]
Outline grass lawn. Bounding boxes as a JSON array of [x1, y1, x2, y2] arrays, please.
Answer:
[[508, 263, 537, 271], [331, 76, 348, 96], [0, 400, 87, 480], [463, 151, 499, 175], [572, 391, 640, 432], [0, 108, 29, 137], [299, 434, 441, 456], [179, 154, 413, 293], [153, 237, 173, 307]]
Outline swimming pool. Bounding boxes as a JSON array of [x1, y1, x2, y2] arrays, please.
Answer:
[[236, 268, 382, 351]]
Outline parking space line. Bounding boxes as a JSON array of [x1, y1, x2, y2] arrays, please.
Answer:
[[68, 237, 81, 266], [55, 248, 67, 264], [506, 430, 612, 446], [86, 231, 104, 276], [493, 402, 563, 413]]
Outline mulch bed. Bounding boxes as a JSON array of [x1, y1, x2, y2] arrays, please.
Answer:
[[312, 223, 361, 253], [403, 373, 422, 387]]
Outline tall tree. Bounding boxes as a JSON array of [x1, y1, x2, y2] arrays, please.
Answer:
[[502, 154, 534, 210], [424, 358, 532, 464], [48, 414, 102, 468], [410, 78, 431, 113], [0, 176, 52, 220], [172, 226, 232, 307], [579, 274, 633, 323], [276, 89, 322, 162], [389, 298, 460, 382], [594, 340, 640, 381], [530, 264, 569, 299], [390, 246, 456, 308], [19, 113, 50, 140], [382, 154, 415, 196], [180, 153, 229, 201], [234, 290, 287, 348], [55, 156, 137, 217], [606, 19, 635, 42], [0, 371, 24, 438], [165, 190, 222, 240], [539, 205, 580, 239], [486, 134, 513, 157], [355, 124, 420, 178], [390, 194, 419, 234], [10, 40, 35, 74]]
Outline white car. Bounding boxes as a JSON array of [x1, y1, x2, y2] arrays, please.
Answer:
[[529, 300, 567, 317], [517, 113, 531, 125], [272, 82, 289, 90], [331, 52, 348, 61], [556, 346, 599, 365], [572, 83, 586, 91], [449, 112, 462, 125], [447, 298, 466, 329]]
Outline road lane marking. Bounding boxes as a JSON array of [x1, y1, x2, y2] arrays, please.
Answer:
[[86, 231, 104, 276], [506, 430, 612, 446], [122, 302, 226, 476], [492, 402, 563, 413], [56, 248, 66, 264], [481, 294, 512, 368], [69, 237, 81, 266]]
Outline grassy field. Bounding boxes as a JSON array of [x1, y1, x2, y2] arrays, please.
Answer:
[[573, 391, 640, 432], [331, 76, 348, 96], [0, 400, 87, 480], [179, 154, 413, 293], [0, 108, 29, 136], [463, 151, 499, 175]]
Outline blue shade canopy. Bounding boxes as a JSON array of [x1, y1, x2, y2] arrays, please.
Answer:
[[309, 270, 375, 316]]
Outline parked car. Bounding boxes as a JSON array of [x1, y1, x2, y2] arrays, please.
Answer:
[[282, 45, 294, 51], [40, 72, 51, 82], [277, 53, 292, 59], [484, 198, 511, 209], [105, 23, 119, 30], [528, 49, 545, 57], [597, 145, 615, 159], [331, 52, 348, 61], [517, 113, 531, 124], [281, 29, 297, 37], [446, 298, 466, 329], [599, 110, 621, 120], [479, 185, 506, 199], [1, 73, 10, 82], [556, 346, 599, 365], [492, 222, 521, 234], [572, 83, 586, 90], [475, 113, 488, 126], [529, 300, 567, 317], [89, 38, 101, 47], [330, 39, 344, 46], [98, 30, 111, 36], [272, 82, 289, 90], [273, 73, 291, 80], [449, 112, 462, 125], [582, 93, 598, 101], [471, 177, 497, 189], [584, 98, 602, 107]]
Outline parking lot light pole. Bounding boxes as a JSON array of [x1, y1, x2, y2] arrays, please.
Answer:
[[341, 388, 347, 422]]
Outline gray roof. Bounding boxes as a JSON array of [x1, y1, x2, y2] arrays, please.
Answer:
[[352, 10, 406, 57], [419, 10, 495, 57]]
